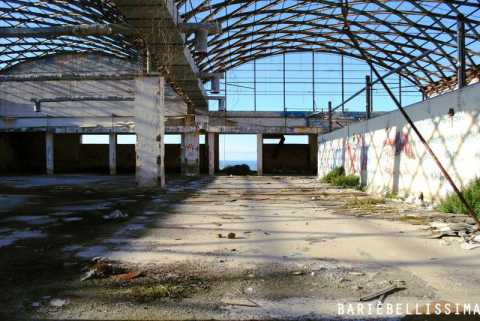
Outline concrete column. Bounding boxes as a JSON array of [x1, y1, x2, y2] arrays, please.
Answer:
[[309, 134, 318, 175], [135, 76, 165, 187], [257, 133, 263, 176], [214, 133, 220, 172], [181, 131, 200, 176], [45, 132, 54, 175], [109, 133, 117, 175], [208, 132, 216, 176]]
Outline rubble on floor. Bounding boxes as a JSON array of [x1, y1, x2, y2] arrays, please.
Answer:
[[102, 209, 128, 220], [423, 221, 480, 250], [1, 175, 480, 320]]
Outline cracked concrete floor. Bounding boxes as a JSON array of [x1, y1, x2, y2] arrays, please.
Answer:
[[1, 175, 480, 320]]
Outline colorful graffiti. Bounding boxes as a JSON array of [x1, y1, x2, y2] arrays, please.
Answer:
[[346, 134, 368, 174], [384, 130, 416, 159]]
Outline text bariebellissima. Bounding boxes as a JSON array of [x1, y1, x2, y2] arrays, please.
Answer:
[[338, 303, 480, 316]]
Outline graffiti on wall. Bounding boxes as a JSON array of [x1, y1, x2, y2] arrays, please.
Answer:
[[346, 133, 368, 174], [333, 148, 344, 169], [384, 130, 416, 159]]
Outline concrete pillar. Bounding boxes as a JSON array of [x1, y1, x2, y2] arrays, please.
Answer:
[[109, 133, 117, 175], [208, 132, 216, 176], [45, 132, 54, 175], [135, 76, 165, 187], [257, 133, 263, 176], [214, 133, 220, 172], [309, 134, 318, 175], [181, 131, 200, 176]]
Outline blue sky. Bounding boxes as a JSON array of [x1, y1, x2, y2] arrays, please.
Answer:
[[83, 51, 424, 163], [210, 52, 422, 113], [207, 52, 423, 162]]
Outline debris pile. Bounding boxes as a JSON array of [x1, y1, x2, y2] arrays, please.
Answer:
[[425, 221, 480, 250], [81, 257, 141, 281], [360, 280, 406, 306], [102, 209, 128, 220]]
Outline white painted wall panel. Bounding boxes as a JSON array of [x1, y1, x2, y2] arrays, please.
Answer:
[[318, 83, 480, 203]]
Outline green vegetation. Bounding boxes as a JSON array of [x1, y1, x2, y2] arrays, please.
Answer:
[[345, 197, 385, 207], [321, 167, 361, 189], [334, 175, 360, 188], [321, 166, 345, 184], [438, 178, 480, 218], [131, 284, 187, 301], [344, 197, 386, 212], [385, 192, 398, 199]]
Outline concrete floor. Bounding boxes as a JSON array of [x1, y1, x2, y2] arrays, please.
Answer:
[[0, 175, 479, 320]]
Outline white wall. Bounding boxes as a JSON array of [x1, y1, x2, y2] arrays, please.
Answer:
[[318, 83, 480, 203], [0, 53, 187, 131]]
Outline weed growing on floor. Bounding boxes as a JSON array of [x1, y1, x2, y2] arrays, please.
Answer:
[[344, 197, 384, 211], [334, 175, 360, 188], [131, 284, 187, 302], [321, 166, 345, 184], [438, 178, 480, 218], [321, 167, 361, 189], [385, 192, 398, 199]]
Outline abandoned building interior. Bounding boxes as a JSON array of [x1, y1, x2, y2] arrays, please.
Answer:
[[1, 0, 480, 320]]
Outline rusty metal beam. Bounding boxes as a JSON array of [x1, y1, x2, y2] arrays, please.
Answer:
[[457, 14, 466, 89]]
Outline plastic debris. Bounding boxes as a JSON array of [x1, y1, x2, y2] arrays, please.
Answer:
[[81, 259, 119, 281], [222, 296, 259, 307], [461, 242, 480, 250], [49, 298, 68, 308], [112, 271, 142, 282], [426, 221, 477, 240], [103, 209, 128, 220], [360, 281, 406, 302]]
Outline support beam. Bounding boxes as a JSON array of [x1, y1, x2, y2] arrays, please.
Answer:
[[257, 133, 263, 176], [0, 24, 133, 38], [32, 95, 134, 112], [194, 28, 209, 56], [179, 23, 222, 34], [45, 132, 54, 175], [366, 75, 372, 119], [309, 134, 318, 175], [341, 54, 345, 113], [398, 74, 402, 107], [182, 131, 200, 176], [214, 133, 220, 172], [182, 132, 200, 176], [0, 73, 147, 82], [328, 101, 333, 132], [457, 15, 466, 89], [179, 23, 221, 57], [109, 133, 117, 175], [309, 48, 436, 117], [208, 132, 216, 176], [135, 76, 165, 187], [33, 96, 134, 104]]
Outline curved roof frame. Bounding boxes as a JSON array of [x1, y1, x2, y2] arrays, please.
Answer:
[[0, 0, 136, 71], [178, 0, 480, 90], [0, 1, 479, 92]]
